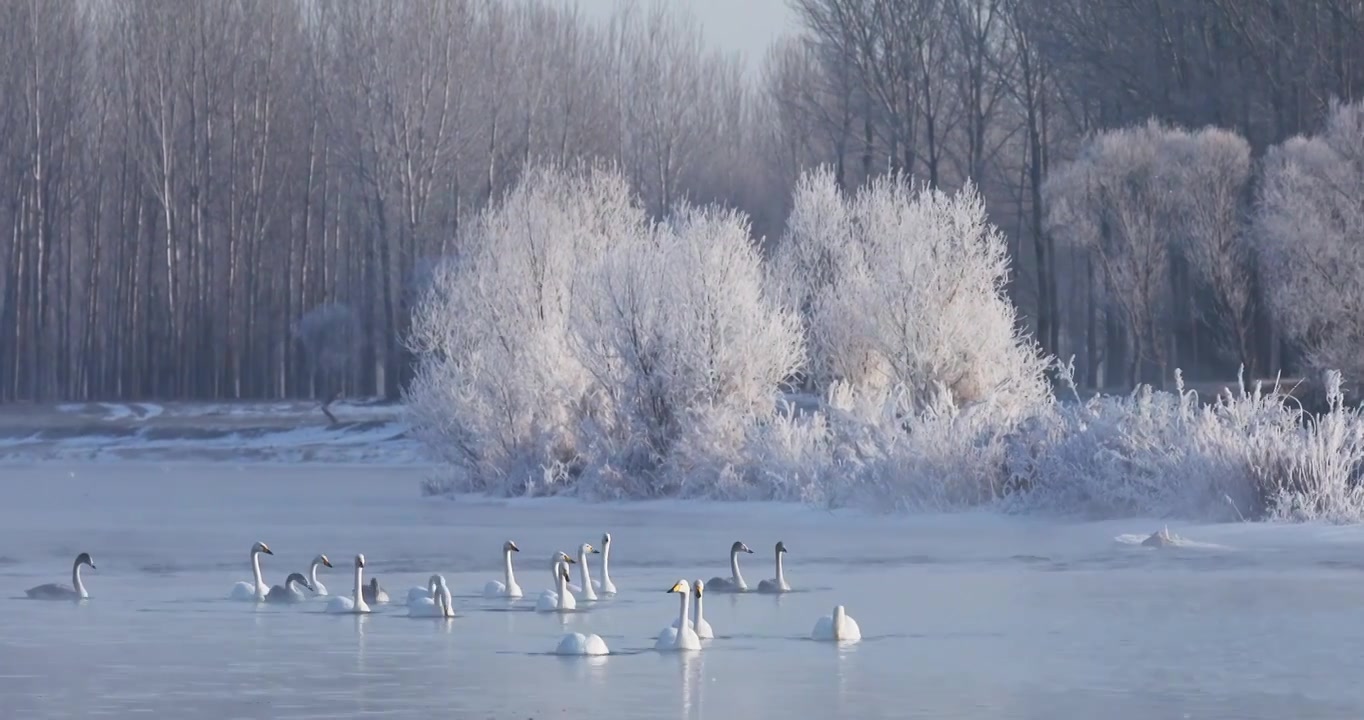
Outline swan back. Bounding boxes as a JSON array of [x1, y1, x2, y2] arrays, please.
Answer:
[[813, 605, 861, 642], [556, 632, 609, 656]]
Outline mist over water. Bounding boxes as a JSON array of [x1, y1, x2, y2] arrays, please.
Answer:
[[2, 463, 1363, 718]]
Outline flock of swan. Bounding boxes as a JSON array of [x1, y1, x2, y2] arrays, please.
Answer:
[[23, 533, 862, 655]]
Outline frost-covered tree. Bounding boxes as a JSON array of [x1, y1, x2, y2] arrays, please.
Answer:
[[1256, 101, 1364, 383], [407, 165, 802, 497], [1046, 122, 1178, 386], [1048, 122, 1259, 385], [774, 168, 1047, 417], [405, 166, 645, 489], [573, 206, 803, 492], [1160, 128, 1255, 371]]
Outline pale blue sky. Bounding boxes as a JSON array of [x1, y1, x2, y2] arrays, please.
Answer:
[[557, 0, 797, 65]]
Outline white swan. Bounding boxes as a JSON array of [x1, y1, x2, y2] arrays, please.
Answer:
[[705, 541, 753, 592], [566, 542, 601, 601], [325, 554, 372, 614], [591, 532, 617, 596], [307, 554, 333, 596], [655, 579, 702, 651], [669, 579, 713, 639], [229, 541, 274, 601], [535, 553, 577, 613], [408, 574, 454, 618], [483, 540, 523, 598], [26, 552, 96, 600], [362, 577, 389, 605], [555, 632, 609, 656], [812, 605, 861, 642], [265, 572, 314, 604], [407, 575, 440, 607], [757, 541, 791, 593]]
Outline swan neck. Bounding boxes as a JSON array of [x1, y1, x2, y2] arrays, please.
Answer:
[[600, 543, 611, 584], [578, 550, 593, 588], [72, 560, 86, 598], [555, 562, 568, 595], [503, 549, 516, 587], [353, 563, 364, 603], [694, 591, 703, 625], [678, 590, 691, 633], [730, 550, 745, 587], [309, 559, 322, 587], [776, 551, 785, 585], [251, 550, 264, 594]]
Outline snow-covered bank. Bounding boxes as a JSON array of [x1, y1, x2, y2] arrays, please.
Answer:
[[403, 167, 1364, 524], [0, 399, 424, 464]]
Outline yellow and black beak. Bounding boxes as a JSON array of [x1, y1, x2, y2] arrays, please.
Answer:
[[589, 545, 601, 555], [667, 580, 688, 593], [321, 555, 333, 568], [261, 545, 273, 555]]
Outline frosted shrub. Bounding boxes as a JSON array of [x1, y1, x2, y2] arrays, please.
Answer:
[[572, 205, 804, 496], [758, 168, 1050, 511], [406, 167, 646, 493], [1004, 368, 1364, 521]]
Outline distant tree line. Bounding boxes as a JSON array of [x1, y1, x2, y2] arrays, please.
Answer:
[[2, 0, 1363, 402], [777, 0, 1364, 391]]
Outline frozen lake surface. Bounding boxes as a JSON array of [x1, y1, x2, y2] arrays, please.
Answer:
[[4, 463, 1364, 719]]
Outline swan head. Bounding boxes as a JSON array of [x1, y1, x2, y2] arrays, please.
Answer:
[[286, 572, 314, 591], [354, 553, 365, 569], [731, 541, 753, 555], [315, 554, 333, 568], [692, 579, 703, 597], [558, 562, 572, 583], [667, 579, 689, 594], [581, 543, 600, 556], [776, 541, 788, 554], [554, 551, 576, 565], [601, 532, 611, 547], [75, 552, 95, 570], [252, 542, 273, 556], [503, 540, 520, 553]]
